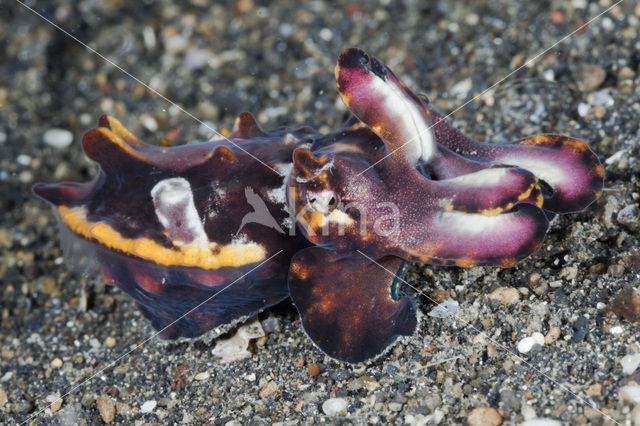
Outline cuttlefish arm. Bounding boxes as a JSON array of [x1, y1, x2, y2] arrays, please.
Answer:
[[320, 48, 548, 265], [419, 90, 604, 213], [336, 47, 603, 214], [288, 246, 416, 363], [290, 147, 548, 267], [336, 48, 436, 167], [334, 48, 544, 213]]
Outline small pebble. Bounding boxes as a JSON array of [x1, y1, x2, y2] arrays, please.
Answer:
[[195, 371, 210, 381], [141, 25, 156, 50], [96, 395, 116, 423], [601, 16, 614, 31], [473, 332, 488, 346], [0, 388, 6, 407], [308, 364, 321, 377], [389, 402, 403, 411], [450, 78, 472, 98], [549, 280, 563, 288], [164, 34, 188, 54], [18, 170, 33, 183], [428, 298, 458, 318], [105, 336, 116, 348], [467, 407, 502, 426], [619, 66, 636, 79], [572, 316, 590, 342], [140, 400, 157, 413], [43, 128, 73, 149], [608, 264, 625, 277], [631, 404, 640, 425], [621, 353, 640, 375], [574, 64, 606, 91], [587, 89, 614, 107], [488, 287, 520, 304], [116, 402, 131, 416], [608, 288, 640, 322], [619, 385, 640, 403], [259, 381, 278, 398], [465, 13, 479, 25], [586, 105, 606, 120], [428, 289, 450, 304], [617, 205, 639, 230], [560, 266, 578, 281], [589, 263, 606, 275], [544, 328, 561, 345], [550, 10, 565, 25], [46, 394, 62, 413], [543, 69, 555, 82], [212, 320, 264, 363], [586, 384, 602, 396], [577, 103, 590, 117], [521, 420, 562, 426], [260, 316, 280, 333], [140, 114, 158, 132], [521, 405, 537, 421], [184, 48, 210, 71], [51, 358, 63, 368], [322, 397, 348, 416], [517, 332, 545, 353], [155, 397, 169, 408], [16, 154, 31, 166], [610, 325, 624, 334], [605, 150, 625, 166], [528, 273, 541, 287]]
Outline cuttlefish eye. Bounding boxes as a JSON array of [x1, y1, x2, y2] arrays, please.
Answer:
[[353, 50, 386, 79], [369, 57, 387, 80], [306, 190, 340, 214]]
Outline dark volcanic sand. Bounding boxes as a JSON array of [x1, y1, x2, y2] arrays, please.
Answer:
[[1, 0, 639, 424]]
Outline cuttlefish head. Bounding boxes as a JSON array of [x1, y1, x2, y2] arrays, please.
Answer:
[[288, 146, 393, 248]]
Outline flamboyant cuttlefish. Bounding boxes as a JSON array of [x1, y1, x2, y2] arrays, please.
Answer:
[[34, 48, 603, 363]]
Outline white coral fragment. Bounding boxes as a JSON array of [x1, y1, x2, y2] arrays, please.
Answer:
[[212, 319, 265, 363]]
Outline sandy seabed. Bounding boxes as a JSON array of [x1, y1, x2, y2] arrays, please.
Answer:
[[1, 0, 639, 424]]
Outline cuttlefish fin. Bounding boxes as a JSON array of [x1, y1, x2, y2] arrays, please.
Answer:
[[288, 247, 416, 363], [97, 246, 289, 339]]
